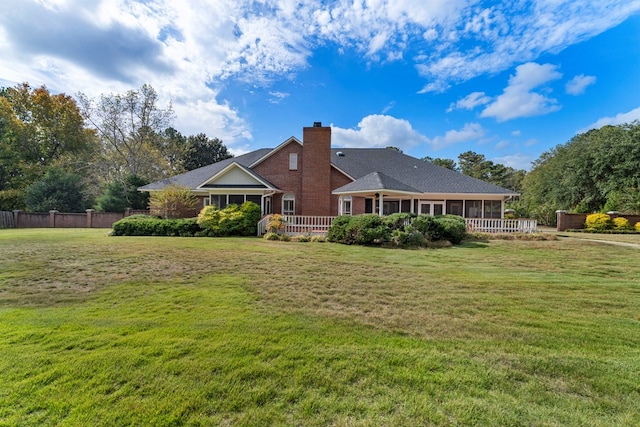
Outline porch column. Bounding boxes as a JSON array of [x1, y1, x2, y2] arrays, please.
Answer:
[[410, 198, 415, 214], [501, 199, 505, 219], [378, 194, 384, 216], [338, 196, 343, 215]]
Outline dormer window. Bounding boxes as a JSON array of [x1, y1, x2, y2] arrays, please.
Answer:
[[289, 153, 298, 170]]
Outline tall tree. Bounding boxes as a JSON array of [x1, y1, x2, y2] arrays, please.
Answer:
[[423, 156, 458, 171], [184, 133, 233, 170], [522, 121, 640, 216], [79, 84, 174, 181], [0, 84, 95, 209], [4, 83, 93, 168]]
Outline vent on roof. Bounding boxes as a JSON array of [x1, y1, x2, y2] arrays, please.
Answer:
[[313, 121, 322, 127], [336, 151, 345, 157]]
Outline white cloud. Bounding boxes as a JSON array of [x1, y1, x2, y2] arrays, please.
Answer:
[[426, 123, 486, 149], [481, 62, 562, 122], [581, 106, 640, 132], [332, 115, 428, 150], [1, 0, 639, 148], [511, 130, 522, 136], [268, 91, 290, 104], [447, 91, 491, 112], [416, 1, 640, 91], [565, 74, 596, 95]]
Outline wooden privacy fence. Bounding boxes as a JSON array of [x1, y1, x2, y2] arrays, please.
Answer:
[[5, 209, 150, 229], [0, 211, 14, 229]]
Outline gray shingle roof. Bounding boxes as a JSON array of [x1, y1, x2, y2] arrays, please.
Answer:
[[141, 146, 518, 196], [139, 149, 273, 191], [333, 171, 421, 194], [330, 148, 517, 195]]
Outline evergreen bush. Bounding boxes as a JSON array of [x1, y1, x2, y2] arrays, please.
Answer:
[[613, 217, 632, 231], [112, 216, 201, 236]]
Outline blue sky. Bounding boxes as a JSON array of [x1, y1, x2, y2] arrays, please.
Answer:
[[1, 0, 639, 170]]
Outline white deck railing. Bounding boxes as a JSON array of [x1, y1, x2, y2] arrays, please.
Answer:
[[257, 215, 337, 236], [465, 218, 537, 233], [258, 215, 538, 236]]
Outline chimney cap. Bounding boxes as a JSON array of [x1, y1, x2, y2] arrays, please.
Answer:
[[313, 121, 322, 127]]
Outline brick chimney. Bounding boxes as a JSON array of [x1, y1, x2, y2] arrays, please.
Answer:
[[301, 122, 331, 215]]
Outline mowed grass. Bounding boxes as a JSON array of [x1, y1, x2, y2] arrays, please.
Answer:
[[1, 229, 639, 426]]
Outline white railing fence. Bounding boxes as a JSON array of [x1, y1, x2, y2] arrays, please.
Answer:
[[258, 215, 538, 236], [258, 215, 337, 236], [465, 218, 537, 234]]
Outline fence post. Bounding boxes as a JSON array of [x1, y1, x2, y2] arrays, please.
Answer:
[[556, 210, 567, 231], [125, 208, 131, 217], [13, 210, 21, 228], [49, 210, 58, 228], [86, 209, 94, 228]]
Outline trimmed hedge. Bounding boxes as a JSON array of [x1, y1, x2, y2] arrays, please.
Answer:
[[112, 215, 201, 237], [328, 214, 467, 247]]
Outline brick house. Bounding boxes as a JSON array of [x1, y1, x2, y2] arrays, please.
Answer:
[[140, 122, 519, 218]]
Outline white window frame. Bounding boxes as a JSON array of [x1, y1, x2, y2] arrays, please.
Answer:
[[282, 193, 295, 215], [289, 153, 298, 170], [340, 196, 352, 215]]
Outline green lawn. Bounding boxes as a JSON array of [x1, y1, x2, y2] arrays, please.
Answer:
[[1, 229, 639, 426]]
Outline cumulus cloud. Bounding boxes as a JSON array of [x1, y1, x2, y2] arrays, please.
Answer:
[[1, 0, 638, 146], [426, 123, 486, 149], [581, 106, 640, 132], [565, 74, 597, 95], [447, 91, 492, 112], [480, 62, 562, 122], [332, 115, 428, 150]]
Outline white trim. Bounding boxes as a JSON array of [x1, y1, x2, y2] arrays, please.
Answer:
[[282, 193, 295, 215], [196, 162, 277, 190]]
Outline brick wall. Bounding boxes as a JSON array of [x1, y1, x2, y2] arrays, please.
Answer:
[[253, 140, 303, 214], [557, 211, 640, 231], [301, 124, 332, 216]]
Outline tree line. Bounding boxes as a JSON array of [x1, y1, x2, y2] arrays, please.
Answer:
[[0, 83, 232, 212], [425, 121, 640, 224], [2, 82, 638, 221]]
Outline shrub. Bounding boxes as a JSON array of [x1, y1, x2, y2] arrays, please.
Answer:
[[263, 232, 280, 240], [310, 235, 326, 243], [327, 215, 352, 243], [383, 212, 414, 232], [266, 213, 286, 234], [636, 222, 640, 232], [390, 228, 424, 247], [240, 201, 262, 235], [295, 235, 311, 242], [197, 201, 261, 236], [585, 213, 613, 231], [279, 234, 291, 242], [112, 216, 201, 236], [411, 215, 445, 242], [344, 214, 389, 245], [613, 217, 632, 231], [437, 215, 467, 244], [149, 184, 198, 219]]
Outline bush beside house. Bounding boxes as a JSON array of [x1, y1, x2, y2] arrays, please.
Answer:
[[112, 202, 261, 237], [327, 214, 467, 247]]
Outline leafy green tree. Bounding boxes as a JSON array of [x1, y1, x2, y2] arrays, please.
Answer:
[[457, 151, 526, 192], [522, 121, 640, 217], [24, 168, 90, 212], [95, 175, 150, 212], [423, 156, 458, 170], [184, 133, 233, 170]]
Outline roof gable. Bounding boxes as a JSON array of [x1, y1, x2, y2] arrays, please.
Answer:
[[249, 136, 301, 168], [199, 162, 275, 189]]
